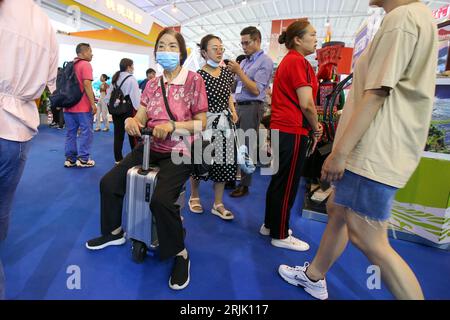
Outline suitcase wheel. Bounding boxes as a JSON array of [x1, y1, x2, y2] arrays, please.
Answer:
[[131, 240, 147, 263]]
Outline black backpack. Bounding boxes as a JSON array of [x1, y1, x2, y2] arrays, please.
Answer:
[[49, 60, 84, 109], [107, 75, 133, 115]]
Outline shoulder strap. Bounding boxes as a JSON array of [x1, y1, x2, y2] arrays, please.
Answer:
[[160, 76, 176, 121], [117, 75, 133, 90], [70, 59, 87, 95]]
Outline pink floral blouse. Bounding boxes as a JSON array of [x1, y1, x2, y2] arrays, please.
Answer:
[[140, 68, 208, 154]]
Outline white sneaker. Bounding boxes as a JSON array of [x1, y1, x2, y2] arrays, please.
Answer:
[[271, 235, 310, 251], [259, 224, 292, 236], [278, 262, 328, 300]]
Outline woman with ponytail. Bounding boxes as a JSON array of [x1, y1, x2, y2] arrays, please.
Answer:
[[106, 58, 141, 163], [261, 19, 323, 251]]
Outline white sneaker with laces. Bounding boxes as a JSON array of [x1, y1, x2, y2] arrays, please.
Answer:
[[259, 224, 292, 236], [278, 262, 328, 300], [271, 235, 310, 251]]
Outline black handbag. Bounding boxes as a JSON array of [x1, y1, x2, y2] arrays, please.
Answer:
[[159, 77, 212, 178]]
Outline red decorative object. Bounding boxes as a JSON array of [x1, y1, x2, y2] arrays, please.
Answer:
[[316, 43, 354, 80]]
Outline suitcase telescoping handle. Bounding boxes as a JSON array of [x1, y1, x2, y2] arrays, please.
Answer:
[[141, 128, 153, 172]]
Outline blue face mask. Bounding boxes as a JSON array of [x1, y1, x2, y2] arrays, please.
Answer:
[[156, 52, 180, 71], [206, 59, 220, 68]]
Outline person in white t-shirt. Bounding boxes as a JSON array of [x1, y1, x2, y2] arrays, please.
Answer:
[[278, 0, 437, 300]]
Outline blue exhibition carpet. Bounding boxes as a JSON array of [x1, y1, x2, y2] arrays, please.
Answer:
[[1, 125, 449, 300]]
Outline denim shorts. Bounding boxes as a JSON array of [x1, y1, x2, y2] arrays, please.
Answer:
[[333, 170, 398, 222]]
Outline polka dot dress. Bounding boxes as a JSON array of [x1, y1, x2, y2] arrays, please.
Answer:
[[194, 67, 237, 183]]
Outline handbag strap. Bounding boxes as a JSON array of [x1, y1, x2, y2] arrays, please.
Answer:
[[160, 76, 176, 121]]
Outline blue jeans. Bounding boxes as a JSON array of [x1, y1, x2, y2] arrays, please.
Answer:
[[0, 138, 31, 300], [65, 112, 94, 162], [333, 170, 398, 221]]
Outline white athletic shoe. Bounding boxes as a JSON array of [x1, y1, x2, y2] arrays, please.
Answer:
[[278, 262, 328, 300], [271, 235, 310, 251], [259, 224, 292, 237]]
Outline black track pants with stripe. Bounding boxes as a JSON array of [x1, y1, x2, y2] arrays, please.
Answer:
[[264, 131, 309, 239]]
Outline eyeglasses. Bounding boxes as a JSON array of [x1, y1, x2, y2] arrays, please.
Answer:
[[240, 40, 254, 48], [209, 46, 226, 53]]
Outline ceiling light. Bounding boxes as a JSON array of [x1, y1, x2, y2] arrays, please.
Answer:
[[242, 0, 247, 5], [172, 3, 178, 12]]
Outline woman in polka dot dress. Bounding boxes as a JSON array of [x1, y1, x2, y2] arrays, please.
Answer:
[[189, 34, 239, 220]]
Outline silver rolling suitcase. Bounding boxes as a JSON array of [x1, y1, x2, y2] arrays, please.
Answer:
[[124, 129, 185, 263]]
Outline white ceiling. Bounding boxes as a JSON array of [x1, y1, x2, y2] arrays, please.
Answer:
[[129, 0, 450, 58]]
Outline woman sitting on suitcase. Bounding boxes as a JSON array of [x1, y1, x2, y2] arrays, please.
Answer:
[[85, 29, 208, 291]]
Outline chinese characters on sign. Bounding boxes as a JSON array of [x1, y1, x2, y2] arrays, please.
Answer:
[[105, 0, 143, 25], [74, 0, 153, 34], [432, 4, 450, 22]]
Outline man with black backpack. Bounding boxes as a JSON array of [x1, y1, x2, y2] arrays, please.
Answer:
[[63, 43, 97, 168]]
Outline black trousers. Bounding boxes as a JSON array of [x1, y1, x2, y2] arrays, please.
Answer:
[[51, 105, 65, 127], [112, 109, 137, 162], [264, 131, 308, 239], [100, 144, 192, 260]]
